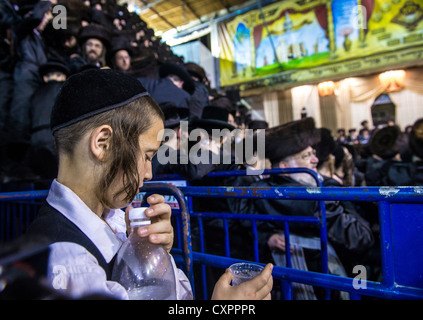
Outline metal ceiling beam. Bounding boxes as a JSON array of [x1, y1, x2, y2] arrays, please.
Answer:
[[179, 0, 202, 21], [217, 0, 231, 12], [138, 0, 164, 11], [138, 0, 177, 29]]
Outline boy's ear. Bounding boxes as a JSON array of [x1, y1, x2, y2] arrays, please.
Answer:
[[90, 125, 113, 162]]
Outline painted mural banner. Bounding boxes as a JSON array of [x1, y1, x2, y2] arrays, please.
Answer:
[[218, 0, 423, 88]]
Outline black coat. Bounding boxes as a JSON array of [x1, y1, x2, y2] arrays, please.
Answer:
[[240, 174, 374, 256], [8, 29, 47, 140], [188, 81, 209, 120], [365, 157, 416, 186], [30, 80, 62, 155], [138, 77, 191, 109]]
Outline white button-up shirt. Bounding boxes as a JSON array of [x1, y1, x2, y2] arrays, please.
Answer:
[[45, 179, 193, 300]]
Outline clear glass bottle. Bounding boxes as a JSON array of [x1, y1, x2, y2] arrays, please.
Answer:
[[111, 207, 177, 300]]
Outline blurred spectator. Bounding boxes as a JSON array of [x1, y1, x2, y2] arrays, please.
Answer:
[[185, 62, 210, 120], [336, 128, 346, 143], [138, 62, 194, 109], [7, 0, 52, 142], [346, 128, 359, 145], [109, 36, 132, 72], [358, 128, 370, 144], [78, 23, 111, 67]]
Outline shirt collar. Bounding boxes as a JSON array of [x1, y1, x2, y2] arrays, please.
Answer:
[[46, 179, 123, 263]]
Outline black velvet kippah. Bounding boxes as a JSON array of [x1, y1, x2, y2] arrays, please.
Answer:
[[51, 69, 149, 133]]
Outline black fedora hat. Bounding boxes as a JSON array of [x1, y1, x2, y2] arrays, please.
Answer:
[[160, 102, 189, 129], [39, 60, 70, 78], [190, 105, 235, 133], [248, 120, 268, 131], [109, 36, 133, 57], [78, 23, 112, 48], [159, 63, 195, 95], [184, 62, 207, 83]]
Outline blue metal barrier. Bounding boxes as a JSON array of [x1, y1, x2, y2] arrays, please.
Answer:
[[0, 190, 48, 243], [147, 168, 423, 300]]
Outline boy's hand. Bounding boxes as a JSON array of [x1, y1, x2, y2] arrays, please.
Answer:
[[212, 263, 273, 300], [125, 194, 173, 252]]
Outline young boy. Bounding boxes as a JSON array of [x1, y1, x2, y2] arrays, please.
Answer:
[[26, 69, 272, 300]]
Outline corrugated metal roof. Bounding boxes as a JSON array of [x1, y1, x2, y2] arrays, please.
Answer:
[[124, 0, 254, 35]]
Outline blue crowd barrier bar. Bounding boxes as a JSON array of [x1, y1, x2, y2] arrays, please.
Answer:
[[0, 190, 49, 202], [172, 250, 423, 300], [0, 190, 48, 243], [179, 185, 423, 203]]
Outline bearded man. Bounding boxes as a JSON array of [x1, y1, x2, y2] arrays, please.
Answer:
[[78, 23, 111, 67]]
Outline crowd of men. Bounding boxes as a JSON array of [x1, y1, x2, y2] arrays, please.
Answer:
[[0, 0, 238, 185], [2, 0, 423, 300]]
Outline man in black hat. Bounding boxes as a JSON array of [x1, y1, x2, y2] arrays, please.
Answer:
[[313, 127, 345, 186], [6, 0, 52, 141], [109, 36, 132, 72], [247, 120, 269, 132], [187, 105, 254, 298], [184, 62, 210, 120], [138, 62, 195, 110], [153, 105, 237, 182], [0, 59, 70, 184], [241, 117, 374, 299], [364, 125, 414, 186], [78, 23, 111, 67], [28, 60, 70, 179]]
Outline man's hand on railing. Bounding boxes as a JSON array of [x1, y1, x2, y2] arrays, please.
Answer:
[[267, 234, 293, 253]]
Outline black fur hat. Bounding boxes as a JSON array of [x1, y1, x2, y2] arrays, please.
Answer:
[[265, 117, 319, 162], [78, 23, 112, 48], [50, 69, 149, 133], [189, 105, 235, 133]]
